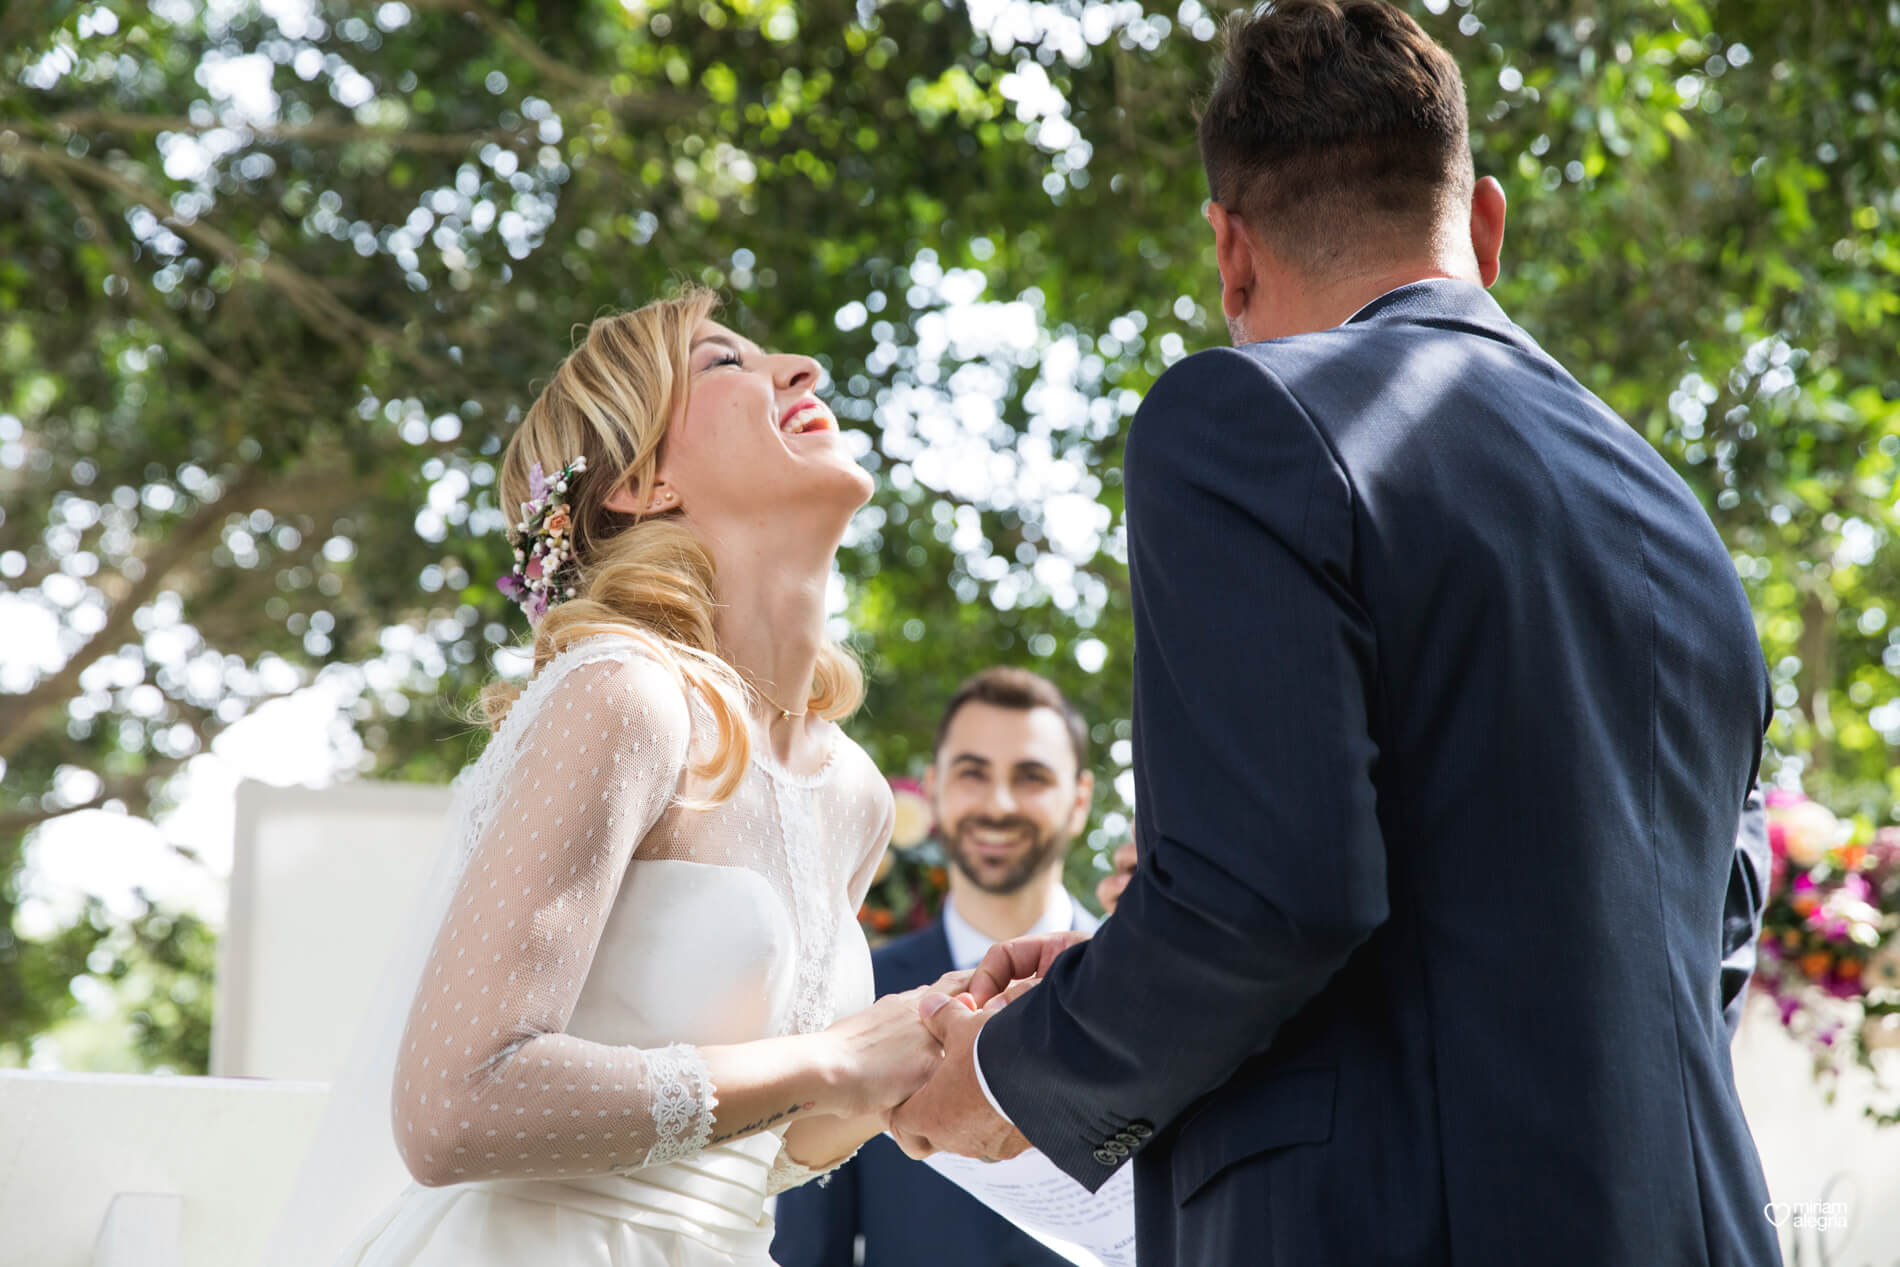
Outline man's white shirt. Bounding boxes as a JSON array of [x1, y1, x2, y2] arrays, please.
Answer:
[[955, 887, 1100, 1127]]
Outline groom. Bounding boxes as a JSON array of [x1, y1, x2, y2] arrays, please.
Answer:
[[891, 3, 1779, 1264]]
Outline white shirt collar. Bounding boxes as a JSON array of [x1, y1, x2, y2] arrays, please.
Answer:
[[940, 887, 1089, 972]]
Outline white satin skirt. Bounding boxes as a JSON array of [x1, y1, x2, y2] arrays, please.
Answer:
[[338, 1132, 782, 1267]]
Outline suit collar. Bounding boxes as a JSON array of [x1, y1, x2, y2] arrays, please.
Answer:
[[1342, 277, 1520, 339]]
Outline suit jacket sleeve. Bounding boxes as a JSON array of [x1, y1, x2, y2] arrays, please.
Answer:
[[1719, 781, 1769, 1040], [976, 347, 1388, 1190]]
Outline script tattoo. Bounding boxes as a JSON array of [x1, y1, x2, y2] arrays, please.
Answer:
[[707, 1100, 814, 1146]]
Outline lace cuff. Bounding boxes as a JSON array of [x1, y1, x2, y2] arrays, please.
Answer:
[[765, 1138, 857, 1196], [640, 1043, 718, 1167]]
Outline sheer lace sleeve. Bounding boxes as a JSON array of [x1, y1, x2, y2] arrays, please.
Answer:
[[847, 786, 897, 913], [391, 651, 709, 1187], [766, 1144, 838, 1196]]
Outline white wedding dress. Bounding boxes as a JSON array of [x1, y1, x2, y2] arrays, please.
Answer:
[[327, 632, 893, 1266]]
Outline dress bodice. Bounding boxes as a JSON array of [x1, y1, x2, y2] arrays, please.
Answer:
[[388, 634, 893, 1198], [568, 857, 875, 1050]]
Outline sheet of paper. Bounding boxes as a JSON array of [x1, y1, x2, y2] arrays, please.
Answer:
[[923, 1146, 1136, 1267]]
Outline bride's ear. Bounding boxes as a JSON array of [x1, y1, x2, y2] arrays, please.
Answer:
[[603, 478, 680, 517]]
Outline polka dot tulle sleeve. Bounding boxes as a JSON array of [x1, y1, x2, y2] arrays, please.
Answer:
[[390, 654, 704, 1187]]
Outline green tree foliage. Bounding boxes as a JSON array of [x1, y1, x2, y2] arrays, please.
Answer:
[[1, 0, 1894, 1072]]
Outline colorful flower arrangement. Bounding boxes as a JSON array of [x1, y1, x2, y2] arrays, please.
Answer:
[[496, 456, 586, 624], [1754, 787, 1900, 1123], [856, 776, 950, 942]]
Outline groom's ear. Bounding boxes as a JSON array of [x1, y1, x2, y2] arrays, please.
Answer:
[[1469, 176, 1507, 289], [1205, 200, 1255, 325]]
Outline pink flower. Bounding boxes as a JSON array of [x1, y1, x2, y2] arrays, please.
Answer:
[[886, 776, 933, 851], [1764, 788, 1809, 811]]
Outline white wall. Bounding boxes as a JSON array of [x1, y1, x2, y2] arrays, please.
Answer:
[[0, 1071, 327, 1267], [213, 779, 452, 1081], [1734, 994, 1900, 1266]]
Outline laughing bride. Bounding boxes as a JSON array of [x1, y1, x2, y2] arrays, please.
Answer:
[[263, 286, 965, 1266]]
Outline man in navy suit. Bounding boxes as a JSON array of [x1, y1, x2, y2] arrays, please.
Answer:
[[773, 667, 1102, 1267], [891, 3, 1779, 1264]]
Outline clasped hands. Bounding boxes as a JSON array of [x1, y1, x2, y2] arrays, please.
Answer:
[[885, 928, 1090, 1163]]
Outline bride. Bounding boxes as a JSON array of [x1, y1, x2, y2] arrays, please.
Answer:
[[264, 287, 967, 1266]]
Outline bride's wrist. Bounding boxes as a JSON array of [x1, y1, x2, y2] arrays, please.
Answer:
[[798, 1031, 858, 1118]]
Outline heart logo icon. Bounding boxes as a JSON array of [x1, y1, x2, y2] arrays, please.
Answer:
[[1764, 1202, 1792, 1227]]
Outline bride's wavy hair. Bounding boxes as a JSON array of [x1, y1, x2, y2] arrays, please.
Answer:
[[480, 286, 865, 803]]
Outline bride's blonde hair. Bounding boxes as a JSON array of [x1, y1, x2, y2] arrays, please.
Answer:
[[480, 286, 865, 803]]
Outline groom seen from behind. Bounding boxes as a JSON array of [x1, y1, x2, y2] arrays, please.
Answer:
[[892, 3, 1780, 1265]]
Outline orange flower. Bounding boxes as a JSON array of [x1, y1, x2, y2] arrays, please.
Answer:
[[1837, 958, 1864, 981], [871, 909, 894, 932], [544, 508, 571, 537], [1838, 843, 1868, 871], [928, 866, 948, 889], [1799, 951, 1834, 980]]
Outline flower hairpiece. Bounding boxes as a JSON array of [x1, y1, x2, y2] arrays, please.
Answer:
[[497, 455, 587, 624]]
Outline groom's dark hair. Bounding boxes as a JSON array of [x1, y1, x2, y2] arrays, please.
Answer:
[[1199, 0, 1473, 273]]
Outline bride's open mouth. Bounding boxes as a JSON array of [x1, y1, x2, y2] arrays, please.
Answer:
[[779, 399, 835, 436]]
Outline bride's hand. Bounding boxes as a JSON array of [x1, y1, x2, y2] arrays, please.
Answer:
[[817, 970, 973, 1119]]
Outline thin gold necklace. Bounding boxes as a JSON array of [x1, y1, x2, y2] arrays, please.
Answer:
[[743, 675, 808, 721]]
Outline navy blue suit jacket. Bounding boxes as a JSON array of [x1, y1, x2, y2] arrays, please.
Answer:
[[772, 919, 1078, 1267], [976, 281, 1777, 1266]]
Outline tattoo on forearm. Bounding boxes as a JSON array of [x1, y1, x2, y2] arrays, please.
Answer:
[[707, 1100, 814, 1146]]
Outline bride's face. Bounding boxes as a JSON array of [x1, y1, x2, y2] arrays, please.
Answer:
[[653, 319, 872, 531]]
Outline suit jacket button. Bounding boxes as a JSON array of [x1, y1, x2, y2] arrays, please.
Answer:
[[1092, 1148, 1118, 1166], [1105, 1139, 1131, 1157], [1113, 1131, 1140, 1148], [1127, 1120, 1154, 1139]]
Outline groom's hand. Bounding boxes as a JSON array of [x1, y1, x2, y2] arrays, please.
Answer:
[[968, 929, 1090, 1006], [887, 991, 1030, 1163]]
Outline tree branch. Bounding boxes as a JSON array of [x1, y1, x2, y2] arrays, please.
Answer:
[[408, 0, 613, 99], [0, 757, 193, 839], [40, 163, 248, 395], [0, 137, 458, 388], [0, 465, 269, 760], [404, 0, 698, 122], [40, 110, 540, 155]]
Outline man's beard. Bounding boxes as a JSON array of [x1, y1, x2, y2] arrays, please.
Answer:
[[944, 814, 1067, 896]]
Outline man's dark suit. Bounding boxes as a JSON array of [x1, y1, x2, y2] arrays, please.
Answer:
[[975, 281, 1778, 1266], [772, 919, 1077, 1267]]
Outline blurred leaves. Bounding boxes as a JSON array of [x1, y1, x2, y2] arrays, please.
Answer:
[[0, 0, 1895, 1070]]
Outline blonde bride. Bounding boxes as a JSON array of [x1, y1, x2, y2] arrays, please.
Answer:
[[261, 287, 963, 1266]]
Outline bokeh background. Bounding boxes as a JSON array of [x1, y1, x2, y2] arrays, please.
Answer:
[[1, 0, 1896, 1108]]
